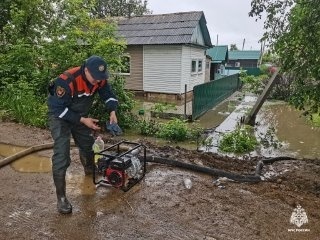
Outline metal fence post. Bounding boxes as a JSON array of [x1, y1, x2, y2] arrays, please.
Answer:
[[184, 84, 187, 120]]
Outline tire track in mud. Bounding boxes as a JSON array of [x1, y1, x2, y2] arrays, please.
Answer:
[[7, 207, 35, 227], [1, 202, 57, 239]]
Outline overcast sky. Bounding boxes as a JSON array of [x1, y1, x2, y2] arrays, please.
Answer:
[[147, 0, 265, 50]]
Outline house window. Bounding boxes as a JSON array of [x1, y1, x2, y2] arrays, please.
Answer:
[[235, 62, 240, 67], [198, 60, 203, 73], [191, 60, 197, 73], [119, 55, 130, 74]]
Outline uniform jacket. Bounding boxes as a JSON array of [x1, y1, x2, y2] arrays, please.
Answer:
[[48, 65, 118, 124]]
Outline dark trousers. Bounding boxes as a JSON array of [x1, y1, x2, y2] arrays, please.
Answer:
[[49, 116, 94, 172]]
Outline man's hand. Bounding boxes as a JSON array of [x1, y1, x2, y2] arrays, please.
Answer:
[[109, 111, 118, 124], [80, 117, 101, 130]]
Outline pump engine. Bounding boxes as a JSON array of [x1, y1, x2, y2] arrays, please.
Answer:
[[93, 141, 146, 192]]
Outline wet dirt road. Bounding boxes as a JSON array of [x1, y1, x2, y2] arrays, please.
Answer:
[[1, 122, 320, 240]]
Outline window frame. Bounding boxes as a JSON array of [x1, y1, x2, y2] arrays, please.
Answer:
[[118, 55, 131, 75], [191, 59, 197, 74], [198, 59, 203, 73]]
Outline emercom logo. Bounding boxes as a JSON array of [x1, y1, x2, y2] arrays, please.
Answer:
[[288, 204, 310, 232]]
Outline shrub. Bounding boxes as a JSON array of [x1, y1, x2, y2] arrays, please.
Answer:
[[157, 118, 189, 142], [219, 125, 258, 154], [0, 81, 47, 127], [139, 119, 160, 136], [310, 113, 320, 127], [88, 76, 137, 130]]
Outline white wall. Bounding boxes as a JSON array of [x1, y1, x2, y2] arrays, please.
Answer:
[[143, 45, 206, 94], [143, 45, 182, 94], [181, 46, 206, 92]]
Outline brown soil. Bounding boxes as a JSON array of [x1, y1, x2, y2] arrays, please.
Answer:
[[0, 122, 319, 240]]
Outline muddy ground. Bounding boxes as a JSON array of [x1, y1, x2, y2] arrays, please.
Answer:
[[0, 122, 319, 240]]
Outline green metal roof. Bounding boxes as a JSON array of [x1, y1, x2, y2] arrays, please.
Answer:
[[206, 45, 228, 63], [228, 50, 261, 60]]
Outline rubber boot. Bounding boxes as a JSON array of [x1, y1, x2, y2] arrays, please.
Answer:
[[53, 170, 72, 214], [80, 151, 95, 175]]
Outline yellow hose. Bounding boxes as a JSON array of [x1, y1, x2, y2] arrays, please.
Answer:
[[0, 142, 54, 168], [0, 142, 130, 168]]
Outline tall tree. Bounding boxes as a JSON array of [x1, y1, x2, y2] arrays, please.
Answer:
[[92, 0, 151, 18], [0, 0, 57, 44], [249, 0, 320, 114], [0, 0, 135, 128]]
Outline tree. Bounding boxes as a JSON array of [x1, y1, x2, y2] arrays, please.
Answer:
[[249, 0, 320, 114], [0, 0, 16, 34], [0, 0, 60, 45], [230, 44, 238, 51], [92, 0, 151, 18], [0, 0, 135, 128]]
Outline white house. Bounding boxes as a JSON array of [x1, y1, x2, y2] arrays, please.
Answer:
[[117, 11, 212, 101]]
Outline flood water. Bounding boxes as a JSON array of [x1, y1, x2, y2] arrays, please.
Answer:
[[197, 100, 237, 129], [128, 97, 320, 158], [0, 143, 51, 172], [256, 103, 320, 159], [200, 100, 319, 159]]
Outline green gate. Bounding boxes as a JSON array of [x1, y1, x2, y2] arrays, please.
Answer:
[[192, 74, 240, 120]]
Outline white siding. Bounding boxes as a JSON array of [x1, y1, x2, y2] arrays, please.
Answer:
[[181, 46, 206, 92], [143, 45, 182, 94]]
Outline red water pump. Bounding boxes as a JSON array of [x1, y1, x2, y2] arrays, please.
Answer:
[[93, 141, 146, 192]]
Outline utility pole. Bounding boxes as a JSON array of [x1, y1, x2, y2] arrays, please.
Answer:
[[259, 40, 265, 66], [245, 68, 280, 125], [242, 38, 245, 50]]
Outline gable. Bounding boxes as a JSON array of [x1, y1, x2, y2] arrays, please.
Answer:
[[191, 23, 205, 46], [206, 45, 228, 63]]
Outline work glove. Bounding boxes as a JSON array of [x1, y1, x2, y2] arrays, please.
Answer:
[[106, 122, 123, 136]]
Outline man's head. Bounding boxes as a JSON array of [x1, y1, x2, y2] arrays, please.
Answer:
[[84, 55, 108, 84]]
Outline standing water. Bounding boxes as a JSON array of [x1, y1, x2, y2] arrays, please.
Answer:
[[0, 143, 51, 172], [256, 103, 320, 159], [122, 96, 319, 158], [198, 96, 319, 159]]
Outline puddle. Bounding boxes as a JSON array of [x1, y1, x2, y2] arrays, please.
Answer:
[[67, 174, 97, 195], [197, 100, 237, 129], [0, 143, 51, 173]]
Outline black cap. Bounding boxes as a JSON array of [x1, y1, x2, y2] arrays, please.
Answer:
[[85, 55, 108, 80]]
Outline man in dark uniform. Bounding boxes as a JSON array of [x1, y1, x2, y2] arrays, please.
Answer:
[[48, 55, 118, 214]]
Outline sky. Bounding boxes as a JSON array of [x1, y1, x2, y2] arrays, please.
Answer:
[[147, 0, 265, 50]]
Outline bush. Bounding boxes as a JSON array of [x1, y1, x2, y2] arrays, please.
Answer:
[[89, 76, 137, 130], [157, 118, 189, 142], [0, 3, 132, 130], [0, 81, 47, 127], [310, 113, 320, 127], [139, 119, 160, 136], [219, 125, 258, 154]]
